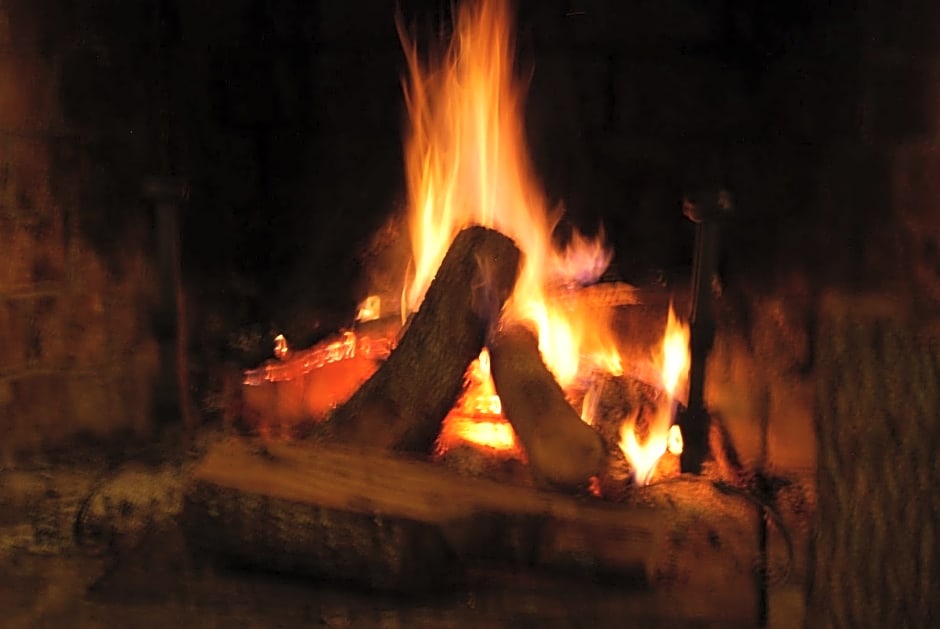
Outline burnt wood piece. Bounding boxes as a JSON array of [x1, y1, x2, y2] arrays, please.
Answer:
[[488, 324, 606, 488], [326, 226, 521, 452]]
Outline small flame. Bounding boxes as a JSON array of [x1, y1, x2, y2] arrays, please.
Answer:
[[660, 304, 691, 399], [464, 349, 502, 416], [667, 423, 684, 456], [438, 349, 519, 454], [444, 417, 518, 452], [356, 295, 382, 322], [273, 334, 290, 360], [551, 229, 614, 287], [619, 304, 690, 484], [618, 412, 661, 485]]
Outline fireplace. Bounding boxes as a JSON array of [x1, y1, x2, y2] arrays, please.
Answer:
[[1, 0, 938, 627]]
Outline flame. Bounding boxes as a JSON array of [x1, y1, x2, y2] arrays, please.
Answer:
[[273, 334, 290, 360], [443, 416, 518, 452], [667, 423, 684, 456], [438, 348, 519, 453], [356, 295, 382, 322], [398, 0, 619, 392], [619, 304, 690, 484], [461, 349, 502, 417], [660, 304, 691, 400]]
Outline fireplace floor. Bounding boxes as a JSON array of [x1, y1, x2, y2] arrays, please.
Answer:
[[0, 543, 756, 629], [0, 432, 797, 628]]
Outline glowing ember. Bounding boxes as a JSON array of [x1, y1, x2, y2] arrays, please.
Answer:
[[618, 304, 690, 484], [438, 348, 519, 453], [442, 417, 518, 452], [464, 349, 502, 416], [273, 334, 290, 360], [667, 423, 684, 456], [243, 329, 394, 385], [398, 0, 621, 393], [356, 295, 382, 322]]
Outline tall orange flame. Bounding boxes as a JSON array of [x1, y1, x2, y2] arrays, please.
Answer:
[[398, 0, 617, 387]]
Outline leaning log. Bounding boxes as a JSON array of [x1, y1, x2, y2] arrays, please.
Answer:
[[487, 323, 606, 488], [326, 226, 521, 452], [183, 437, 760, 624]]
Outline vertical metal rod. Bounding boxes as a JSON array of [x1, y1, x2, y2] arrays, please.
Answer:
[[678, 191, 730, 473], [145, 177, 191, 432]]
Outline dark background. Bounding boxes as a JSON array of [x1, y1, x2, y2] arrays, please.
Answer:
[[36, 0, 939, 352]]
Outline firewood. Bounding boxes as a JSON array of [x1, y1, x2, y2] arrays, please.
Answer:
[[325, 226, 521, 452], [182, 438, 653, 591], [808, 293, 940, 627], [487, 323, 605, 488], [182, 437, 761, 623]]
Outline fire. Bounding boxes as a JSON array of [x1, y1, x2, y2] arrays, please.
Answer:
[[618, 305, 690, 484], [437, 348, 519, 453], [273, 334, 290, 360], [442, 416, 518, 452], [241, 0, 694, 490], [398, 0, 619, 391], [667, 423, 684, 456], [243, 0, 691, 487], [660, 305, 691, 400], [460, 349, 502, 417]]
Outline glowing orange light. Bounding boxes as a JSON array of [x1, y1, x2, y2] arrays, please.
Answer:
[[438, 348, 517, 453], [273, 334, 289, 360], [667, 423, 684, 456], [660, 305, 691, 399], [356, 295, 382, 322], [398, 0, 622, 402], [618, 304, 690, 484], [442, 416, 518, 452]]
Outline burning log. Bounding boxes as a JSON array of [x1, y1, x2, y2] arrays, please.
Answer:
[[488, 323, 605, 488], [326, 226, 521, 452]]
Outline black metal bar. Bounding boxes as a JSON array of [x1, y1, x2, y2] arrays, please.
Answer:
[[144, 177, 191, 431], [677, 190, 732, 473]]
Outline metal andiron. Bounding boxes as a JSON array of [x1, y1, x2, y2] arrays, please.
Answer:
[[677, 189, 732, 474]]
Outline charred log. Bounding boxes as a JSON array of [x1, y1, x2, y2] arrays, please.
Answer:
[[326, 226, 521, 452], [488, 323, 605, 488]]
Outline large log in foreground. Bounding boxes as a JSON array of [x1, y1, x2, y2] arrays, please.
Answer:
[[326, 226, 521, 452], [489, 323, 606, 487], [808, 293, 940, 627], [184, 438, 761, 622]]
